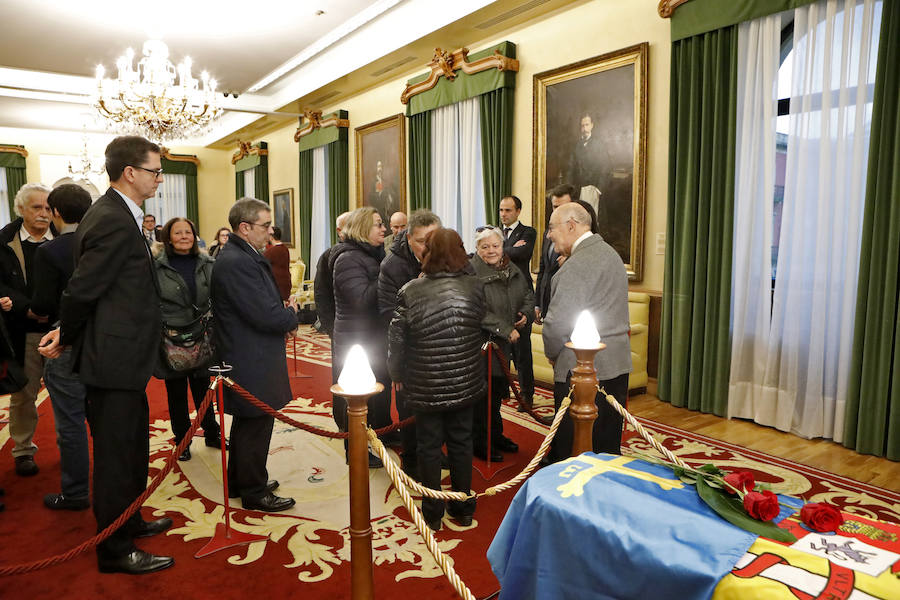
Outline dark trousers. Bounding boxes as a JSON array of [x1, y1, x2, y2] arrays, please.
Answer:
[[473, 376, 505, 451], [43, 347, 89, 498], [395, 387, 417, 467], [85, 386, 149, 558], [228, 414, 274, 500], [511, 323, 535, 398], [415, 405, 476, 522], [164, 374, 219, 444], [548, 372, 629, 463]]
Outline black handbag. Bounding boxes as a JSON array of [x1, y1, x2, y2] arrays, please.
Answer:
[[0, 318, 27, 394], [161, 303, 216, 373]]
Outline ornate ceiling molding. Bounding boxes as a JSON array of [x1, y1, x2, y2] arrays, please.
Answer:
[[658, 0, 692, 18], [400, 47, 519, 105], [293, 109, 350, 142], [0, 144, 28, 157], [231, 140, 269, 164], [160, 147, 200, 165]]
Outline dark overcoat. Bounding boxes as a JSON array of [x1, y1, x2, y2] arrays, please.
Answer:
[[211, 235, 298, 417]]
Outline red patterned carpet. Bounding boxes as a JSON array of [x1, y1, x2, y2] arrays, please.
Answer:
[[0, 326, 897, 598]]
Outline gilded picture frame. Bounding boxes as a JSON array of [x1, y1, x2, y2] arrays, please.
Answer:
[[355, 114, 407, 222], [272, 187, 294, 248], [532, 42, 649, 281]]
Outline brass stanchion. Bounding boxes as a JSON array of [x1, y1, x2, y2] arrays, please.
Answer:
[[331, 344, 383, 600]]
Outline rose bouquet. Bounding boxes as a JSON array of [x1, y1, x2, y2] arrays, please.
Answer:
[[636, 453, 845, 543]]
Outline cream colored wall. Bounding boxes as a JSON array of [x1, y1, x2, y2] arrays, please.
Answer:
[[238, 0, 670, 289]]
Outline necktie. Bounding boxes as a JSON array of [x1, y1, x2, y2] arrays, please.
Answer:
[[504, 227, 511, 240]]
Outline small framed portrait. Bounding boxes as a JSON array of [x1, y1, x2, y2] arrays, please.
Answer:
[[533, 43, 649, 281], [355, 114, 407, 223], [272, 187, 294, 247]]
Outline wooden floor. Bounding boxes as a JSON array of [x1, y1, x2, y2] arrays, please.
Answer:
[[627, 391, 900, 493]]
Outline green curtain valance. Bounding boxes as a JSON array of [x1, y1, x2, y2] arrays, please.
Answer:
[[0, 149, 26, 169], [405, 41, 517, 117], [672, 0, 818, 41], [161, 156, 197, 176], [297, 111, 349, 152], [234, 153, 261, 173]]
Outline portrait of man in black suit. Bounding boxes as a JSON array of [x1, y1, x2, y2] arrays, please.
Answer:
[[40, 136, 174, 575]]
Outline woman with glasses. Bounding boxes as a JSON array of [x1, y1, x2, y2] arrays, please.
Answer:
[[208, 227, 231, 258], [329, 206, 389, 467], [470, 225, 534, 462], [388, 227, 485, 530]]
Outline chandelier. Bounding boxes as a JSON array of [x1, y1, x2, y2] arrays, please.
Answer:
[[68, 131, 105, 181], [94, 40, 222, 142]]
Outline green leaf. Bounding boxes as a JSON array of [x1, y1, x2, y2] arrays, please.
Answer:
[[695, 478, 797, 543], [698, 464, 724, 476]]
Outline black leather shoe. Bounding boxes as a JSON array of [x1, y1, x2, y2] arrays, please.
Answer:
[[134, 517, 173, 538], [517, 396, 534, 413], [177, 448, 191, 461], [473, 447, 503, 462], [98, 550, 174, 575], [204, 436, 228, 450], [494, 436, 519, 453], [242, 492, 295, 512], [536, 414, 555, 426], [228, 479, 279, 499], [44, 492, 90, 511], [14, 455, 38, 476], [425, 516, 442, 531], [453, 514, 473, 527]]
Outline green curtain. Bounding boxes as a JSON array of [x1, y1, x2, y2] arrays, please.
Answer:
[[185, 174, 199, 228], [657, 26, 738, 417], [479, 87, 513, 225], [298, 149, 314, 269], [843, 0, 900, 460], [5, 167, 26, 217], [254, 151, 269, 203], [235, 171, 244, 200], [326, 139, 348, 246], [671, 0, 818, 40], [408, 111, 431, 211]]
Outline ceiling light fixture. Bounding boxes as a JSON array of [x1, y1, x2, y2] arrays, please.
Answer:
[[93, 40, 222, 142]]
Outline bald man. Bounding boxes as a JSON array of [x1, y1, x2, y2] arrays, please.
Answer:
[[314, 211, 351, 337], [383, 211, 407, 258], [542, 202, 632, 461]]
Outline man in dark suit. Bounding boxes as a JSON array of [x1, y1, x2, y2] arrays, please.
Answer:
[[498, 195, 537, 411], [212, 198, 299, 512], [535, 184, 576, 326], [39, 136, 174, 574]]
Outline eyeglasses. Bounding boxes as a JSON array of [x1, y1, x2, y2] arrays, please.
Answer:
[[547, 219, 572, 232], [475, 225, 498, 232], [242, 221, 272, 230], [130, 165, 164, 177]]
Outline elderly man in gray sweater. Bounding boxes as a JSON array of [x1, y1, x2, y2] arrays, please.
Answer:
[[542, 202, 632, 462]]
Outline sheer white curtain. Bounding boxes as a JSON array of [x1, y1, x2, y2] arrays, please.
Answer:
[[728, 13, 783, 426], [729, 0, 881, 439], [145, 173, 187, 225], [0, 169, 9, 227], [309, 146, 329, 280], [243, 169, 255, 199], [430, 97, 486, 252]]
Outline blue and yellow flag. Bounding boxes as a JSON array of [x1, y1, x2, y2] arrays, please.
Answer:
[[488, 453, 794, 600]]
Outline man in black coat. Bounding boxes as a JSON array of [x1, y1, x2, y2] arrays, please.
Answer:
[[535, 184, 576, 325], [313, 210, 350, 337], [498, 195, 537, 410], [39, 136, 173, 574], [377, 209, 441, 476], [211, 198, 299, 513]]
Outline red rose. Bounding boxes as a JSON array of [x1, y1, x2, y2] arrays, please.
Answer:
[[743, 490, 780, 521], [800, 503, 844, 532], [723, 471, 755, 495]]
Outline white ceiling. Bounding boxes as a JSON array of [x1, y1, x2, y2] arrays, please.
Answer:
[[0, 0, 508, 146]]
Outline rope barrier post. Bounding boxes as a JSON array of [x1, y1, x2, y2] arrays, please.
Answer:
[[331, 381, 384, 600], [290, 334, 312, 379], [196, 364, 268, 558], [565, 341, 605, 456]]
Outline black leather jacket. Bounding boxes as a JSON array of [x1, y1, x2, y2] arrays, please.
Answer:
[[388, 271, 486, 412]]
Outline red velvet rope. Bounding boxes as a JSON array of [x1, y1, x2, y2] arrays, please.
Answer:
[[485, 341, 550, 424], [0, 388, 215, 576], [224, 379, 415, 439]]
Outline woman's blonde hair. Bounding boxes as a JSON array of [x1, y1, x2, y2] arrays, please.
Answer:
[[342, 206, 380, 244]]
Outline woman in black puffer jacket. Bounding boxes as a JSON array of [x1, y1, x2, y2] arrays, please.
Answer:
[[329, 207, 390, 465], [388, 228, 486, 531]]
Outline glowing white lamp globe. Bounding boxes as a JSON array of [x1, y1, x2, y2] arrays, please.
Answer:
[[570, 310, 601, 349], [338, 344, 377, 394]]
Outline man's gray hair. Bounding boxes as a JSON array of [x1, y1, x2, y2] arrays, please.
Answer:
[[554, 202, 591, 226], [407, 209, 441, 236], [228, 197, 270, 230], [14, 183, 52, 216], [336, 211, 351, 229]]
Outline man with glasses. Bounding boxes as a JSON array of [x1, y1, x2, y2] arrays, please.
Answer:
[[39, 136, 174, 574], [541, 202, 631, 462], [211, 198, 299, 513]]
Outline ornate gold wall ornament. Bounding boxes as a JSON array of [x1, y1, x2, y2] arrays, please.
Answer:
[[0, 144, 28, 158], [160, 147, 200, 165], [400, 47, 520, 105], [293, 109, 350, 142], [231, 140, 269, 164], [658, 0, 693, 18]]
